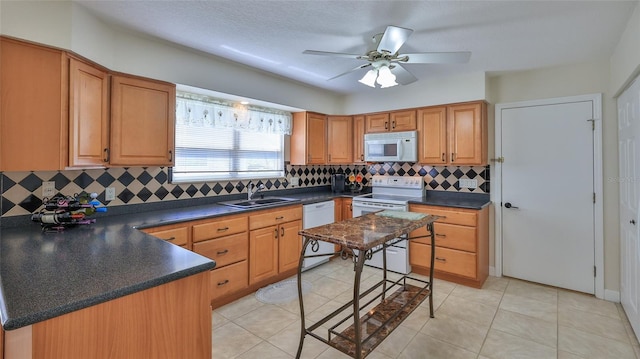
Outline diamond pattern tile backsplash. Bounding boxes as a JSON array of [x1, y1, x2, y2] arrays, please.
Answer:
[[0, 163, 489, 217]]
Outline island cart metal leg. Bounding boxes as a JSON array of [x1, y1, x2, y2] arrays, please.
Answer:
[[352, 245, 368, 359], [296, 236, 313, 359], [428, 222, 436, 318]]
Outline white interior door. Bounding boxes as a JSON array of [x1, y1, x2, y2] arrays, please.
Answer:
[[619, 75, 640, 339], [500, 100, 596, 294]]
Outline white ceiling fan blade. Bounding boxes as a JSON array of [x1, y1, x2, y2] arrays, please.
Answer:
[[400, 52, 471, 64], [377, 26, 413, 54], [327, 63, 372, 81], [390, 64, 417, 85], [303, 50, 362, 59]]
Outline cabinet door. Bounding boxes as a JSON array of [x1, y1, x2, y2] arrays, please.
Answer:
[[307, 113, 327, 164], [334, 198, 343, 222], [68, 57, 109, 168], [0, 37, 66, 171], [365, 113, 390, 133], [417, 107, 447, 164], [342, 198, 353, 220], [447, 102, 486, 165], [390, 110, 416, 131], [327, 116, 353, 164], [278, 220, 302, 273], [249, 226, 279, 285], [353, 115, 365, 163], [110, 75, 175, 166]]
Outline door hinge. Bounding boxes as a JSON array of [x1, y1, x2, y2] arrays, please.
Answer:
[[587, 119, 595, 131], [491, 157, 505, 163], [594, 266, 597, 277], [593, 193, 596, 203]]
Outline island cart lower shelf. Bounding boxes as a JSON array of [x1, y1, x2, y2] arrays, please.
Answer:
[[295, 211, 439, 359]]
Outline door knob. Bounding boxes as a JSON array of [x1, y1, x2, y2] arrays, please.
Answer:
[[504, 202, 519, 209], [631, 219, 636, 225]]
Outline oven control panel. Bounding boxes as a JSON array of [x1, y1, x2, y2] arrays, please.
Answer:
[[371, 175, 424, 189]]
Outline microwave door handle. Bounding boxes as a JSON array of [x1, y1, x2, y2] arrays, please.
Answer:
[[397, 139, 403, 159]]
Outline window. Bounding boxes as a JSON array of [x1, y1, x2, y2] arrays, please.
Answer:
[[171, 92, 292, 183]]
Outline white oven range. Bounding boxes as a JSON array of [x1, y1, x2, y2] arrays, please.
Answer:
[[351, 175, 424, 274]]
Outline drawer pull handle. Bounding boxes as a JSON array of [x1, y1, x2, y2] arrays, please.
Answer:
[[217, 279, 229, 286], [275, 216, 285, 220], [281, 227, 285, 237], [217, 227, 229, 232], [164, 236, 176, 241], [435, 257, 447, 262], [436, 234, 447, 238], [441, 152, 445, 162], [275, 228, 279, 239], [216, 249, 229, 255]]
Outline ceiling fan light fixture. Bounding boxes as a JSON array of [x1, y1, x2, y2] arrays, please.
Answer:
[[376, 65, 398, 88], [358, 69, 377, 87]]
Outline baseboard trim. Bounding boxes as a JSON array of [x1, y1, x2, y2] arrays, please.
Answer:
[[604, 289, 620, 303]]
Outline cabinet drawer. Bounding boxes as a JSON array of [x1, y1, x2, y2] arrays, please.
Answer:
[[411, 223, 476, 252], [145, 227, 189, 246], [249, 206, 302, 230], [210, 260, 248, 300], [410, 243, 477, 279], [193, 233, 248, 267], [193, 216, 247, 242], [410, 205, 477, 226]]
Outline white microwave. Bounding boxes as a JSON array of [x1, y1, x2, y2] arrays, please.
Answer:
[[364, 130, 418, 162]]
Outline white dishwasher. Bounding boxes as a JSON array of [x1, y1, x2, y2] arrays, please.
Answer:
[[302, 200, 335, 271]]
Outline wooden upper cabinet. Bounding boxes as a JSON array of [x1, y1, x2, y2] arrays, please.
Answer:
[[327, 115, 353, 164], [365, 113, 390, 133], [417, 106, 447, 164], [365, 110, 416, 133], [353, 115, 365, 163], [110, 74, 176, 166], [68, 57, 110, 168], [291, 112, 327, 165], [447, 102, 487, 165], [0, 36, 67, 171], [389, 110, 417, 132]]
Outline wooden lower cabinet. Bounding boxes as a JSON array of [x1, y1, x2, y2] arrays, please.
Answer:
[[4, 272, 211, 359], [141, 205, 303, 309], [342, 198, 353, 220], [249, 206, 302, 285], [142, 224, 190, 249], [409, 204, 489, 288]]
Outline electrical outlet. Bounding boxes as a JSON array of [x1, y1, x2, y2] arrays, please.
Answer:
[[105, 187, 116, 201], [42, 181, 56, 198], [290, 177, 300, 188], [459, 179, 478, 189]]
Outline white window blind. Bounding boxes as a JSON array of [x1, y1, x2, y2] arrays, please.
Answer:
[[172, 92, 291, 183]]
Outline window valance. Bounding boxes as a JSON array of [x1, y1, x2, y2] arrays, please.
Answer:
[[176, 92, 292, 135]]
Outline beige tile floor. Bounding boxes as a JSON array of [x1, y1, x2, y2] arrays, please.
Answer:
[[213, 259, 640, 359]]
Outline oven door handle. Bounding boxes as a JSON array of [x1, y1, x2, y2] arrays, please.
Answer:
[[353, 202, 406, 211]]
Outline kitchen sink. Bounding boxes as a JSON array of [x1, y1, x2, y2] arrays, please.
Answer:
[[219, 196, 300, 209]]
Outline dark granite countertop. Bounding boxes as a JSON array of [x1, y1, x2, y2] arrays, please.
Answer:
[[0, 186, 488, 331], [409, 190, 491, 210]]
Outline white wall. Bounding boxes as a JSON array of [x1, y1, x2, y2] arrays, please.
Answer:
[[488, 59, 619, 291], [339, 71, 487, 114], [610, 3, 640, 96]]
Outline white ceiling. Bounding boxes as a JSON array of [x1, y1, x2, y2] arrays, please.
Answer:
[[76, 0, 637, 95]]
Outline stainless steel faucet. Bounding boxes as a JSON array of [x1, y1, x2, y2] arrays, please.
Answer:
[[247, 182, 265, 200]]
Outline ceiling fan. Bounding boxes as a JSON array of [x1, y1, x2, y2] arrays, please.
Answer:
[[303, 25, 471, 88]]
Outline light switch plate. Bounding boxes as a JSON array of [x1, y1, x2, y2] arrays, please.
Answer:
[[105, 187, 116, 201], [459, 179, 478, 189], [42, 181, 56, 198], [290, 177, 300, 188]]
